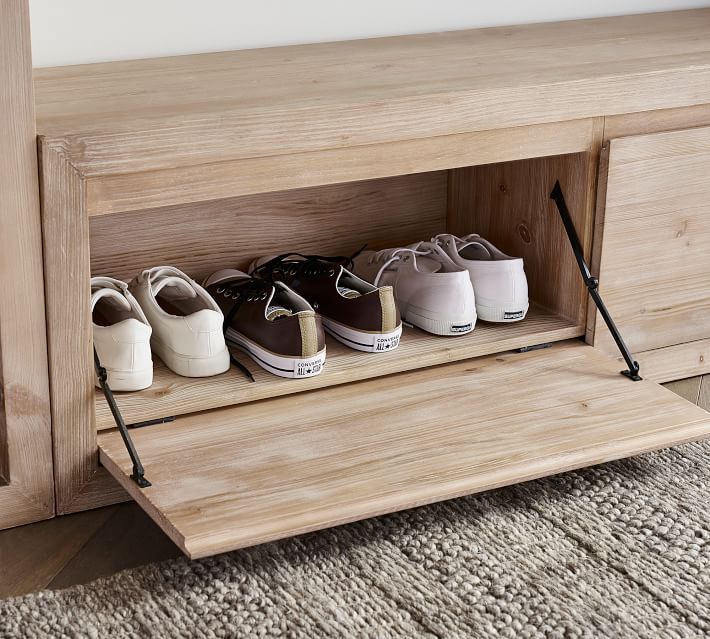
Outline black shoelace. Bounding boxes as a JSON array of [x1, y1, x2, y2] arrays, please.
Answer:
[[251, 248, 364, 281], [218, 278, 277, 383]]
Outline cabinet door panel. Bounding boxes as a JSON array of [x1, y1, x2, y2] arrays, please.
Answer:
[[595, 125, 710, 380]]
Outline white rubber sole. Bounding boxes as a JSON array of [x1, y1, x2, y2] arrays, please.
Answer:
[[226, 328, 326, 378], [476, 302, 529, 323], [402, 304, 476, 336], [322, 317, 402, 353], [95, 367, 153, 392], [152, 340, 230, 377]]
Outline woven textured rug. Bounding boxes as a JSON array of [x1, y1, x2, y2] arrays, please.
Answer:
[[2, 438, 709, 638]]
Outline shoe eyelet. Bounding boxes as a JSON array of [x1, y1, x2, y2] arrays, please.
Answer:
[[216, 286, 225, 293], [328, 269, 335, 277], [313, 302, 319, 310]]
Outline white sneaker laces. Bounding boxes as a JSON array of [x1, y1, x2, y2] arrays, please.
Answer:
[[367, 246, 434, 286]]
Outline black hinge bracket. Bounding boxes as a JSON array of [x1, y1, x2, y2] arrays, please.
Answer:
[[516, 343, 552, 353], [550, 181, 641, 381], [94, 349, 175, 487]]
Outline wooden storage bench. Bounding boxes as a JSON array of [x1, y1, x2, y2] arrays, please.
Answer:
[[35, 10, 710, 557]]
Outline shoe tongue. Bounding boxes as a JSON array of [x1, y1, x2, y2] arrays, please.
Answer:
[[153, 276, 197, 298], [91, 287, 131, 312]]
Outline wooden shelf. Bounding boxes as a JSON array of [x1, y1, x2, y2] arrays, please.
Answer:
[[98, 341, 710, 558], [95, 304, 582, 430]]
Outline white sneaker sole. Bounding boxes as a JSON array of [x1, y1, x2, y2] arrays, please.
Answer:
[[476, 302, 529, 323], [226, 328, 326, 378], [403, 304, 476, 336], [152, 340, 230, 377], [95, 367, 153, 392], [322, 317, 402, 353]]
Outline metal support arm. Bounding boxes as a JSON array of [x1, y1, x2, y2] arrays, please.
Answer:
[[94, 349, 175, 487], [550, 180, 641, 381]]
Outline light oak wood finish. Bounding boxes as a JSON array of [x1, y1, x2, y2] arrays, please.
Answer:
[[592, 126, 710, 379], [0, 0, 54, 529], [604, 104, 710, 141], [34, 10, 710, 177], [447, 150, 600, 329], [98, 342, 710, 559], [39, 140, 129, 515], [608, 339, 710, 385], [89, 172, 447, 282], [85, 119, 596, 215], [3, 373, 706, 597], [95, 305, 581, 430]]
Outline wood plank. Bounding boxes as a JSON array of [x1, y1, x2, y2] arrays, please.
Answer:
[[0, 0, 54, 529], [447, 151, 595, 328], [89, 172, 447, 282], [614, 339, 710, 384], [98, 341, 710, 559], [84, 119, 595, 214], [47, 503, 180, 591], [35, 10, 710, 176], [594, 126, 710, 360], [604, 104, 710, 140], [0, 506, 117, 598], [95, 305, 581, 430], [38, 141, 99, 515]]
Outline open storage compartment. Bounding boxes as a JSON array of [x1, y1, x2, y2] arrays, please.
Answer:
[[92, 153, 592, 428], [82, 151, 710, 557]]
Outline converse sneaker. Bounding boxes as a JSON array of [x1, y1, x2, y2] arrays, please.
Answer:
[[91, 277, 153, 391], [352, 242, 476, 336], [432, 234, 529, 322], [204, 269, 326, 378], [250, 253, 402, 353], [129, 266, 230, 377]]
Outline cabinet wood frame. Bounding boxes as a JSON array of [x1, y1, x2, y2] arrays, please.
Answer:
[[0, 0, 55, 528]]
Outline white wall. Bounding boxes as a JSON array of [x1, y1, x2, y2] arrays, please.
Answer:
[[30, 0, 710, 68]]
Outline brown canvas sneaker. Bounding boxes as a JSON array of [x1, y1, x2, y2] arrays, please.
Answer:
[[249, 253, 402, 353], [203, 269, 326, 379]]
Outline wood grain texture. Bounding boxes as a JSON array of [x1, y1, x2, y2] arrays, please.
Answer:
[[95, 305, 582, 430], [39, 141, 127, 515], [0, 506, 116, 598], [46, 503, 180, 591], [0, 0, 54, 529], [89, 172, 447, 282], [594, 126, 710, 368], [98, 341, 710, 558], [84, 119, 595, 215], [604, 103, 710, 141], [447, 152, 594, 328], [34, 10, 710, 176], [612, 339, 710, 384]]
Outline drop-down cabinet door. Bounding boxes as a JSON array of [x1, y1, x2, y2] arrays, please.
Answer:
[[98, 342, 710, 559], [593, 126, 710, 382]]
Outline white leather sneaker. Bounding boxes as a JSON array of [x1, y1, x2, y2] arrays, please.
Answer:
[[352, 242, 476, 336], [91, 277, 153, 391], [432, 234, 529, 322], [129, 266, 230, 377]]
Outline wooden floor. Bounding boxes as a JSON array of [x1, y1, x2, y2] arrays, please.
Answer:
[[1, 374, 708, 599]]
